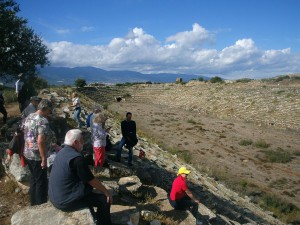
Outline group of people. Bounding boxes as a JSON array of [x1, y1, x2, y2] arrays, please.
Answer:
[[3, 80, 203, 224]]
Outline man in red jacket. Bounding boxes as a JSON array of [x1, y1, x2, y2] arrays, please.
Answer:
[[169, 166, 202, 224]]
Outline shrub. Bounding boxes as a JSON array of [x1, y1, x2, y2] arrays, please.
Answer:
[[74, 78, 87, 88], [33, 76, 48, 90], [3, 88, 17, 103], [210, 76, 223, 83], [254, 139, 270, 148], [187, 119, 197, 124], [198, 77, 204, 81], [236, 78, 252, 83], [262, 149, 293, 163], [239, 139, 253, 146]]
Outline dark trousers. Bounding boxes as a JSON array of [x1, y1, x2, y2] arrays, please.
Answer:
[[168, 194, 199, 218], [60, 192, 112, 225], [25, 158, 48, 206], [0, 104, 7, 124]]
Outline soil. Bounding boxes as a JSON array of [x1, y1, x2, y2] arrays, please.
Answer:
[[108, 100, 300, 211]]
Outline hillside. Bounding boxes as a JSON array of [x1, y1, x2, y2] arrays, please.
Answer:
[[80, 78, 300, 223]]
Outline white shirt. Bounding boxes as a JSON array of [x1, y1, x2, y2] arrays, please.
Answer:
[[72, 97, 80, 108], [15, 79, 24, 93]]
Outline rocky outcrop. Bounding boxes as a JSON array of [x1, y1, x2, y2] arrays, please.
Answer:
[[3, 87, 286, 225]]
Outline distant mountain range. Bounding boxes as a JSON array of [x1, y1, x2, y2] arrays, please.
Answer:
[[38, 66, 209, 85]]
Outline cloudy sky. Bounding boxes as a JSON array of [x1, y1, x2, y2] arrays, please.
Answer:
[[17, 0, 300, 79]]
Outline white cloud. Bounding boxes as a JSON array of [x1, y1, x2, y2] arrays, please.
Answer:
[[80, 26, 94, 32], [46, 23, 300, 79], [56, 29, 70, 34]]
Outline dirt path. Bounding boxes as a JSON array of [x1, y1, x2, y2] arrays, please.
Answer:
[[109, 101, 300, 211]]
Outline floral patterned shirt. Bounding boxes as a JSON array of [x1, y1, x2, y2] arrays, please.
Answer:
[[23, 113, 54, 161]]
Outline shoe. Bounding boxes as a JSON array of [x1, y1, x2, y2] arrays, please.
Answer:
[[128, 162, 133, 167], [116, 158, 121, 162]]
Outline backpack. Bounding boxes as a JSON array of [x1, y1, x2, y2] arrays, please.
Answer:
[[86, 113, 93, 128], [8, 129, 24, 154]]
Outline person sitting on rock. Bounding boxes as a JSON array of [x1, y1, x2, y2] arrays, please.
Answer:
[[116, 112, 137, 166], [168, 166, 202, 224], [49, 129, 113, 225]]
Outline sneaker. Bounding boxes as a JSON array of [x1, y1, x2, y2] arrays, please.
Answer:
[[128, 162, 133, 167]]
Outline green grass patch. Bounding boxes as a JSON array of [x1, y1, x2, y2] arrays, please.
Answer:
[[260, 194, 299, 223], [262, 149, 293, 163], [3, 88, 18, 103], [254, 139, 270, 148], [239, 139, 253, 146], [187, 119, 197, 124]]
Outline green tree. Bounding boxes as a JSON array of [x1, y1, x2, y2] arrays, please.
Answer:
[[0, 0, 50, 80], [33, 76, 48, 90], [74, 78, 87, 88], [210, 76, 223, 83]]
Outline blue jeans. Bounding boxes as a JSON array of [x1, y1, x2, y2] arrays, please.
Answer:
[[117, 137, 133, 163], [73, 107, 82, 128]]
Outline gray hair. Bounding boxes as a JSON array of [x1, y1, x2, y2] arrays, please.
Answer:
[[64, 129, 82, 146], [37, 99, 53, 111]]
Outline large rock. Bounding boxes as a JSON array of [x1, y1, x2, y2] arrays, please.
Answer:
[[9, 154, 30, 182], [11, 202, 94, 225], [118, 175, 142, 195], [111, 205, 138, 225]]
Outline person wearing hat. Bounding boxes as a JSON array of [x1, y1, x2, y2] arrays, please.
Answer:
[[0, 84, 7, 124], [169, 166, 202, 224], [21, 96, 42, 122]]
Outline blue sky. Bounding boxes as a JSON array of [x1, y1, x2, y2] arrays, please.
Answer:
[[17, 0, 300, 79]]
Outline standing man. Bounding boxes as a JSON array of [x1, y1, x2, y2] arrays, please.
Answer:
[[116, 112, 137, 166], [0, 84, 7, 125], [71, 92, 82, 128], [15, 73, 26, 113], [23, 99, 53, 205], [168, 166, 202, 224], [49, 129, 112, 225]]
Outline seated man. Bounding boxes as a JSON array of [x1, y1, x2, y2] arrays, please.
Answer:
[[49, 129, 112, 225], [168, 166, 202, 225]]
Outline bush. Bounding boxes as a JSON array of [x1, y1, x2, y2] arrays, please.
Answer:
[[33, 76, 48, 90], [254, 139, 270, 148], [262, 149, 293, 163], [74, 78, 87, 88], [198, 77, 204, 81], [210, 76, 223, 83], [239, 139, 253, 146], [236, 78, 253, 83], [3, 88, 17, 103]]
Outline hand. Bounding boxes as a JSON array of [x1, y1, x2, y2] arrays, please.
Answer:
[[194, 199, 200, 204], [106, 192, 113, 204], [41, 159, 47, 169]]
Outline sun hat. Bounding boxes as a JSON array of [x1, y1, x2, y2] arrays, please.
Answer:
[[177, 166, 191, 176]]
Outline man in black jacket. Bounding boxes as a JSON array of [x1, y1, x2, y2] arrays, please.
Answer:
[[116, 112, 137, 166], [49, 129, 112, 225]]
